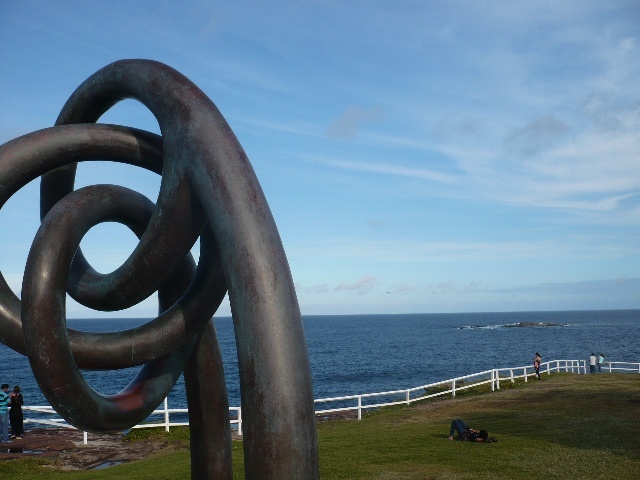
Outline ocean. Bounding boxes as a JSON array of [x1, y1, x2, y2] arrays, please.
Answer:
[[1, 309, 639, 425]]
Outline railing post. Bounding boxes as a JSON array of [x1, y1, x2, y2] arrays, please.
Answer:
[[237, 407, 242, 436], [496, 371, 500, 390], [164, 397, 170, 432], [509, 369, 514, 384], [491, 370, 495, 391], [451, 379, 456, 398], [524, 366, 528, 382], [83, 431, 88, 445], [357, 396, 362, 421], [564, 360, 568, 373], [405, 389, 410, 405]]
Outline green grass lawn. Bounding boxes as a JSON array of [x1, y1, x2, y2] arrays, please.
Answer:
[[2, 373, 640, 479], [316, 373, 640, 479]]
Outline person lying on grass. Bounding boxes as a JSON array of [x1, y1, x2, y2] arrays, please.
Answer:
[[448, 418, 489, 442]]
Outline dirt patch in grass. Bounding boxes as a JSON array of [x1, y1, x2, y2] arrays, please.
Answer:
[[0, 428, 186, 471]]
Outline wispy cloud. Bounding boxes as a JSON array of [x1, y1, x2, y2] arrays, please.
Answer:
[[504, 115, 571, 158], [334, 275, 377, 295], [289, 236, 636, 264], [296, 276, 640, 314], [300, 283, 332, 294], [495, 277, 640, 298], [313, 157, 457, 184], [435, 114, 488, 139], [326, 106, 385, 140]]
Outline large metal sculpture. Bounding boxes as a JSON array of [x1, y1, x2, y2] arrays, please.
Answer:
[[0, 60, 319, 479]]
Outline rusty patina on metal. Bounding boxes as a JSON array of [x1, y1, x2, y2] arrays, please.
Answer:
[[0, 60, 319, 479]]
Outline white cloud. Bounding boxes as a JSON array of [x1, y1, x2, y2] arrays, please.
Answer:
[[326, 106, 385, 140], [312, 157, 457, 184], [289, 235, 638, 265], [504, 115, 571, 158], [495, 277, 640, 300], [334, 275, 377, 295], [300, 283, 332, 294]]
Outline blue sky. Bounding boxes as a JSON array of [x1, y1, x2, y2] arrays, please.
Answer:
[[1, 1, 639, 318]]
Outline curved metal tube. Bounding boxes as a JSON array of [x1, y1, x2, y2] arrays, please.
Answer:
[[0, 60, 319, 479], [0, 125, 225, 369]]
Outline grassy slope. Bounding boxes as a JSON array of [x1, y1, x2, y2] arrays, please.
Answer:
[[317, 373, 640, 479], [3, 374, 639, 479]]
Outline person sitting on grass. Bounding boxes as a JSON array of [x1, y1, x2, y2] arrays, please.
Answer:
[[448, 418, 489, 442]]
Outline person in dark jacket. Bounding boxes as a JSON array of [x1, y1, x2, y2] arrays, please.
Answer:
[[534, 352, 542, 379], [447, 418, 488, 442], [9, 386, 24, 439]]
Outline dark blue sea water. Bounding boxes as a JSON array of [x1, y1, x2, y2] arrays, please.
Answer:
[[1, 310, 639, 425]]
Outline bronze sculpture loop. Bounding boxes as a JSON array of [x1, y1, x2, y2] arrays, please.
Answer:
[[0, 60, 319, 479], [23, 184, 202, 431]]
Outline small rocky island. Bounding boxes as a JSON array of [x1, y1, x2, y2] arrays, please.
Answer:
[[503, 322, 567, 328], [458, 321, 570, 330]]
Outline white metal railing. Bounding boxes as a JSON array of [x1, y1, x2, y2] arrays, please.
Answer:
[[605, 361, 640, 373], [127, 398, 243, 436], [23, 400, 242, 445], [21, 359, 639, 444], [313, 360, 639, 419]]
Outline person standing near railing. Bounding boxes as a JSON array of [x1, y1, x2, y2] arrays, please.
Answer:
[[0, 384, 11, 444], [534, 352, 542, 379], [9, 386, 23, 440], [589, 353, 597, 373], [597, 353, 605, 372]]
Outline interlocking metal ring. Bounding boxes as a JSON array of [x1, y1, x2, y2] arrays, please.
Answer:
[[0, 60, 318, 479]]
